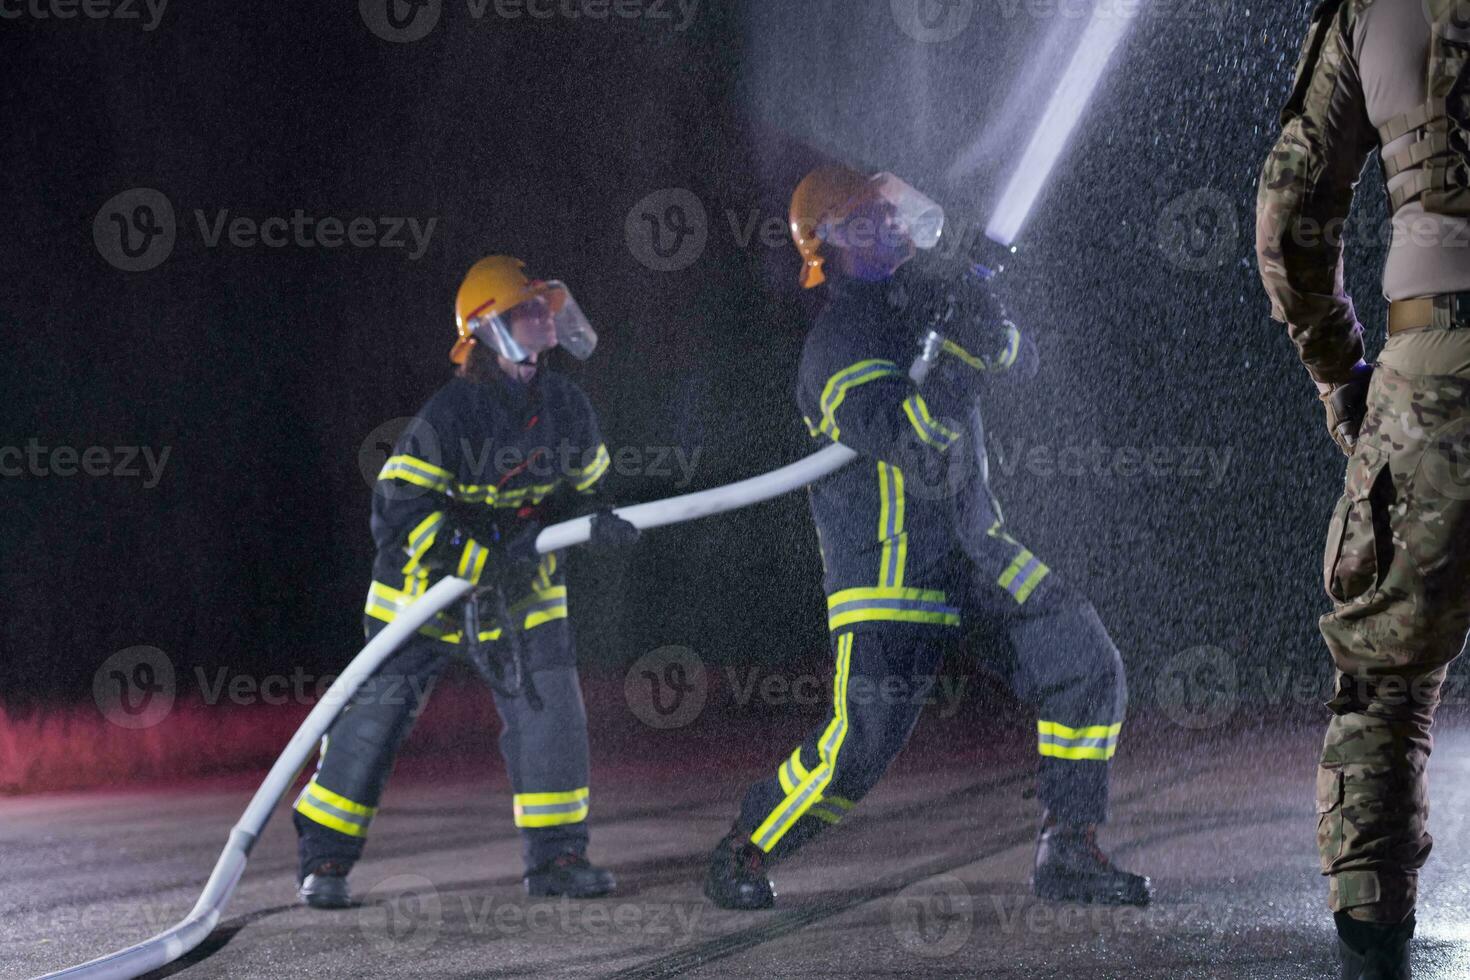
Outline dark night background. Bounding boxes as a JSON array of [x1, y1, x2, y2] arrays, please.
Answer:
[[2, 0, 1450, 716]]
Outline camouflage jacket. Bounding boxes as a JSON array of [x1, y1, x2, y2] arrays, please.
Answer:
[[1256, 0, 1376, 386]]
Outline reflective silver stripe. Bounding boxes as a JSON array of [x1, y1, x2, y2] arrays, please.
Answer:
[[381, 458, 450, 490], [880, 462, 904, 588], [366, 592, 406, 617], [1038, 732, 1118, 752], [755, 772, 827, 850], [517, 800, 588, 817], [820, 361, 901, 418], [303, 789, 372, 829], [827, 597, 959, 617], [903, 395, 958, 448], [1004, 556, 1043, 597], [407, 513, 444, 553]]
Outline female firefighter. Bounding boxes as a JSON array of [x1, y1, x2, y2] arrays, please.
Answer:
[[293, 255, 638, 908]]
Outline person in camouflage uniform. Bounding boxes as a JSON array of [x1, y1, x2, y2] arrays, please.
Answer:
[[1257, 0, 1470, 976]]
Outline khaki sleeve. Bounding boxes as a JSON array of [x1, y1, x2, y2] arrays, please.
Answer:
[[1255, 0, 1378, 385]]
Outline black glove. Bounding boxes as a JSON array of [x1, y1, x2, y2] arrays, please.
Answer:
[[588, 507, 640, 551], [1320, 362, 1375, 456], [889, 259, 1022, 371]]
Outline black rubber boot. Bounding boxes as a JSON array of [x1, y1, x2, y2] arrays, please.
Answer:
[[703, 828, 776, 911], [298, 861, 353, 909], [1032, 813, 1151, 906], [524, 854, 617, 898], [1336, 911, 1414, 980]]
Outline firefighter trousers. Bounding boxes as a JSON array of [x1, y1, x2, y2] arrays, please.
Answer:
[[737, 542, 1127, 861], [293, 617, 591, 877]]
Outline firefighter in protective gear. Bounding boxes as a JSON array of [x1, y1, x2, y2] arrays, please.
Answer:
[[1258, 1, 1470, 975], [703, 165, 1149, 911], [293, 256, 637, 909]]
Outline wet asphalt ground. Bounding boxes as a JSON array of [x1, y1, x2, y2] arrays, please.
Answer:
[[7, 704, 1470, 979]]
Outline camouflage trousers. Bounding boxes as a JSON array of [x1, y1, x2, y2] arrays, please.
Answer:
[[1317, 332, 1470, 923]]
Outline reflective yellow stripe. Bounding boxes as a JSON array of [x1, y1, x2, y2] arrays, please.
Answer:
[[998, 548, 1050, 605], [293, 781, 378, 838], [902, 393, 960, 449], [1037, 720, 1122, 761], [818, 359, 902, 440], [753, 634, 853, 852], [295, 799, 369, 837], [380, 454, 452, 492], [304, 781, 376, 816], [942, 329, 1018, 371], [1014, 563, 1049, 603], [364, 580, 504, 644], [403, 511, 445, 573], [454, 482, 558, 508], [535, 552, 557, 591], [572, 444, 611, 492], [826, 586, 960, 631], [513, 787, 590, 828], [457, 540, 490, 584], [512, 585, 569, 630], [1038, 721, 1123, 740], [1039, 743, 1117, 761], [877, 462, 907, 588], [942, 338, 986, 370]]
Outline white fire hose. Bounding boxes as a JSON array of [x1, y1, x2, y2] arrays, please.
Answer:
[[34, 338, 941, 980]]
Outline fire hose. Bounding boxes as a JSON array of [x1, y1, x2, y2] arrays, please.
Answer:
[[33, 335, 942, 980]]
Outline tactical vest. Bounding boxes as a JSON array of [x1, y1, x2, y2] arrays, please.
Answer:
[[1378, 0, 1470, 216]]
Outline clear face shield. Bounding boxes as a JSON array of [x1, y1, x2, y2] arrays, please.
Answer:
[[470, 282, 599, 364], [821, 173, 946, 254]]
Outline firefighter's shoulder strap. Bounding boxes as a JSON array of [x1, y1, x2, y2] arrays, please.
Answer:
[[1377, 0, 1470, 216]]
